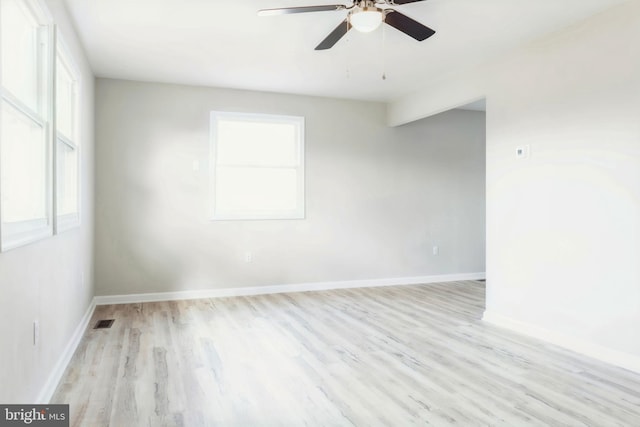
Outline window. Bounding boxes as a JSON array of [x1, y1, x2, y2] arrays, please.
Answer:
[[0, 0, 52, 250], [55, 48, 79, 230], [210, 112, 305, 220]]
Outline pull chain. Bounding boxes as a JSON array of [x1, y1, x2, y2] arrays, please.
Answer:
[[381, 18, 387, 80], [346, 20, 351, 79]]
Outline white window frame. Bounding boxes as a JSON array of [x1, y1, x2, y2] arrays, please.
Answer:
[[54, 38, 80, 232], [0, 0, 54, 251], [209, 111, 305, 221]]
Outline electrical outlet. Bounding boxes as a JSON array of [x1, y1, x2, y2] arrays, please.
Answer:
[[33, 320, 39, 347], [433, 246, 439, 256], [245, 252, 252, 263]]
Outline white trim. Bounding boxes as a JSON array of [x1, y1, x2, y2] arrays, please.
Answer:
[[94, 272, 486, 305], [483, 310, 640, 375], [55, 212, 79, 232], [37, 297, 96, 403], [56, 132, 75, 149], [1, 220, 52, 251], [1, 91, 47, 128]]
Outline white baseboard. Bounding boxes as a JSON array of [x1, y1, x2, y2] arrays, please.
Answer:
[[94, 272, 486, 305], [37, 298, 96, 403], [483, 310, 640, 374]]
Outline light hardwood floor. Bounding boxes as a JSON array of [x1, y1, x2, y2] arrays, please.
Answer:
[[53, 281, 640, 426]]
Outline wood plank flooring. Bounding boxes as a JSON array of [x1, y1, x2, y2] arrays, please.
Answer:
[[52, 281, 640, 426]]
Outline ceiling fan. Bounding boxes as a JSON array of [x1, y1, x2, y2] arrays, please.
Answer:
[[258, 0, 436, 50]]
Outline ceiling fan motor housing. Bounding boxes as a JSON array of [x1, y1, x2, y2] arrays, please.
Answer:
[[350, 2, 384, 33]]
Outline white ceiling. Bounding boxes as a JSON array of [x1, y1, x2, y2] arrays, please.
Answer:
[[63, 0, 626, 102]]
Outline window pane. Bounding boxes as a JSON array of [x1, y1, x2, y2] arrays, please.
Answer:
[[1, 101, 47, 223], [216, 167, 299, 213], [210, 112, 304, 220], [56, 57, 74, 139], [56, 140, 78, 216], [1, 0, 40, 111], [216, 119, 298, 166]]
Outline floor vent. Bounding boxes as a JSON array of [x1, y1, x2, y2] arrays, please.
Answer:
[[94, 319, 115, 329]]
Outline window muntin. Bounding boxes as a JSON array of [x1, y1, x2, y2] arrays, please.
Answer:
[[210, 112, 305, 220]]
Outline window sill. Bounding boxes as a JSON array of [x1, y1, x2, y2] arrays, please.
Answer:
[[56, 213, 80, 233], [1, 220, 53, 252]]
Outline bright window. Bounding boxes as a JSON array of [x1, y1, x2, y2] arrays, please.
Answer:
[[55, 49, 79, 230], [210, 112, 305, 220], [1, 0, 41, 112], [0, 0, 52, 250]]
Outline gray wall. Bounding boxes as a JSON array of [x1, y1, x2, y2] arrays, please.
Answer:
[[95, 79, 485, 295], [0, 0, 94, 403], [388, 1, 640, 366]]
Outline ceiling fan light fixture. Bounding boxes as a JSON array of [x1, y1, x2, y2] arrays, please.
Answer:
[[349, 7, 383, 33]]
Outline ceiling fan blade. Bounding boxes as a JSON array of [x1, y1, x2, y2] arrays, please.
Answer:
[[391, 0, 424, 4], [315, 19, 351, 50], [390, 0, 427, 4], [384, 10, 435, 41], [258, 5, 346, 16]]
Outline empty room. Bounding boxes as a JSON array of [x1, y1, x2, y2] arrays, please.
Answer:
[[1, 0, 640, 425]]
